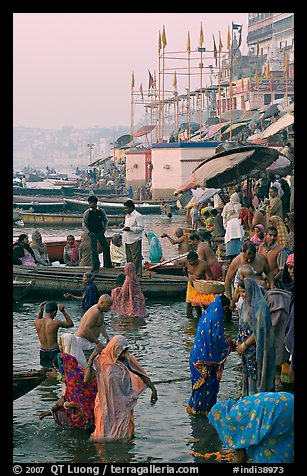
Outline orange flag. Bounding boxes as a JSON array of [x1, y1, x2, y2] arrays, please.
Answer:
[[284, 52, 289, 74], [187, 31, 191, 54], [162, 25, 167, 49], [218, 31, 223, 54], [199, 22, 204, 47], [265, 62, 270, 80], [173, 71, 177, 90], [254, 69, 259, 86], [158, 30, 162, 53], [227, 26, 231, 51]]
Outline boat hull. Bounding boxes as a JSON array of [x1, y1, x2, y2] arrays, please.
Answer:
[[13, 280, 33, 300], [13, 368, 48, 400], [13, 265, 188, 298], [64, 198, 173, 215], [18, 211, 123, 227]]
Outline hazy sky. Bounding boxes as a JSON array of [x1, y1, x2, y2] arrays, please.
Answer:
[[13, 13, 248, 130]]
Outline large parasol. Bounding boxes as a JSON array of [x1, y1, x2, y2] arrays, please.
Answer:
[[132, 125, 156, 137], [174, 146, 288, 193]]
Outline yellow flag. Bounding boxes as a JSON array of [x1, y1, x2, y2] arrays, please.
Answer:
[[218, 31, 223, 54], [199, 22, 204, 46], [162, 25, 167, 49], [265, 62, 270, 79], [284, 52, 289, 74], [131, 71, 135, 89], [173, 71, 177, 90], [254, 69, 259, 85], [227, 26, 231, 50], [187, 31, 191, 54], [158, 30, 162, 53], [229, 81, 233, 96]]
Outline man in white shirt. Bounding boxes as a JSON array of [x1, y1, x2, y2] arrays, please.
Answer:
[[122, 199, 145, 277]]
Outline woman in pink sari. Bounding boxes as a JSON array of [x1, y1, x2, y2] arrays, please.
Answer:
[[111, 262, 147, 318], [88, 335, 157, 440]]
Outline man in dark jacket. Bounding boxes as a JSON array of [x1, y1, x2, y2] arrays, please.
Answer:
[[82, 196, 112, 272]]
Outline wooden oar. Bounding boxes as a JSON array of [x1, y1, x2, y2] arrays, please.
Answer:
[[149, 252, 188, 270]]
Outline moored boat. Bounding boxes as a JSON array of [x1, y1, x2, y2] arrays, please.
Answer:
[[13, 202, 66, 213], [13, 265, 188, 298], [18, 211, 124, 227], [13, 280, 33, 300], [13, 367, 48, 400], [64, 198, 175, 215]]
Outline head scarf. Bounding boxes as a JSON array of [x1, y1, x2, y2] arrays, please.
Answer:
[[65, 236, 79, 264], [250, 224, 266, 246], [239, 278, 276, 393], [91, 335, 148, 439], [187, 295, 228, 415], [208, 392, 294, 463], [286, 253, 294, 266], [111, 262, 147, 318], [59, 333, 88, 369], [55, 353, 97, 430], [31, 230, 47, 254], [268, 216, 288, 248], [146, 231, 163, 264]]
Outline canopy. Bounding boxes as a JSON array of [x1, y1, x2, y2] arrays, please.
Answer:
[[267, 156, 292, 177], [133, 125, 155, 137], [260, 113, 294, 139], [221, 121, 249, 139], [221, 109, 243, 121], [115, 134, 132, 147], [174, 146, 286, 193]]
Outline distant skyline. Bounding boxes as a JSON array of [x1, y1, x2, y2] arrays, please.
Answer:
[[13, 13, 248, 130]]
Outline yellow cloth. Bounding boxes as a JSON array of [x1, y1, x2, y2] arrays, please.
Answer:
[[110, 243, 126, 265]]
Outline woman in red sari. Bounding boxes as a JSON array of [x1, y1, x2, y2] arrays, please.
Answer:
[[88, 335, 157, 440]]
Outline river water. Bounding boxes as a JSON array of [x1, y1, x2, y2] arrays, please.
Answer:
[[13, 213, 242, 464]]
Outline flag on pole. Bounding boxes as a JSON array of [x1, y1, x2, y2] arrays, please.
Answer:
[[241, 78, 244, 91], [212, 34, 218, 66], [131, 72, 135, 90], [265, 62, 270, 80], [218, 31, 223, 54], [237, 25, 242, 49], [158, 30, 162, 53], [199, 22, 204, 46], [284, 52, 289, 74], [162, 25, 167, 49], [139, 83, 144, 102], [227, 25, 231, 51], [187, 31, 191, 54], [153, 70, 157, 89], [232, 22, 241, 30], [247, 78, 250, 92], [256, 43, 260, 56], [254, 69, 259, 86], [148, 70, 154, 91], [173, 71, 177, 91]]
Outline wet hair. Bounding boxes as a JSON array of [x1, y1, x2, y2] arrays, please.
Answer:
[[266, 226, 277, 236], [18, 233, 28, 242], [198, 230, 212, 243], [66, 234, 75, 241], [202, 210, 211, 218], [175, 228, 183, 236], [123, 199, 135, 209], [88, 195, 98, 204], [242, 241, 256, 254], [83, 272, 94, 282], [187, 250, 198, 260], [210, 208, 218, 216], [220, 294, 232, 322], [115, 273, 126, 286], [189, 233, 200, 241], [45, 301, 58, 314], [269, 186, 278, 193], [237, 279, 245, 289]]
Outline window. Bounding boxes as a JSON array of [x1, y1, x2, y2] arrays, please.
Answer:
[[264, 94, 271, 105]]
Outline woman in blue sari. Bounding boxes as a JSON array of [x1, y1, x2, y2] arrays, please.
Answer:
[[145, 231, 163, 264], [236, 278, 276, 396], [186, 294, 231, 415], [207, 391, 294, 463]]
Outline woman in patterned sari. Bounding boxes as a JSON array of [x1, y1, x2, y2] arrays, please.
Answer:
[[236, 278, 276, 396], [208, 391, 294, 463], [39, 352, 97, 432], [186, 294, 232, 415]]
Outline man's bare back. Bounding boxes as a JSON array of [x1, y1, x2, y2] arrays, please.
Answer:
[[34, 302, 73, 350], [75, 295, 112, 344]]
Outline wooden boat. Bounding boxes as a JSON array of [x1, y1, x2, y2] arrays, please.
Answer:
[[13, 202, 66, 213], [13, 280, 33, 300], [18, 211, 124, 227], [13, 265, 188, 298], [13, 186, 63, 197], [13, 367, 48, 400], [13, 235, 113, 262], [64, 198, 173, 215], [47, 179, 78, 187]]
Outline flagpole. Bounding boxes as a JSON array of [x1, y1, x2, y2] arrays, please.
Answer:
[[227, 26, 232, 141], [187, 31, 191, 141], [130, 72, 135, 151], [158, 31, 162, 142], [199, 23, 204, 142], [284, 52, 289, 106], [161, 26, 167, 142], [218, 31, 222, 141]]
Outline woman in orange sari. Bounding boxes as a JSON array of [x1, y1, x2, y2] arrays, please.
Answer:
[[87, 335, 157, 440]]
